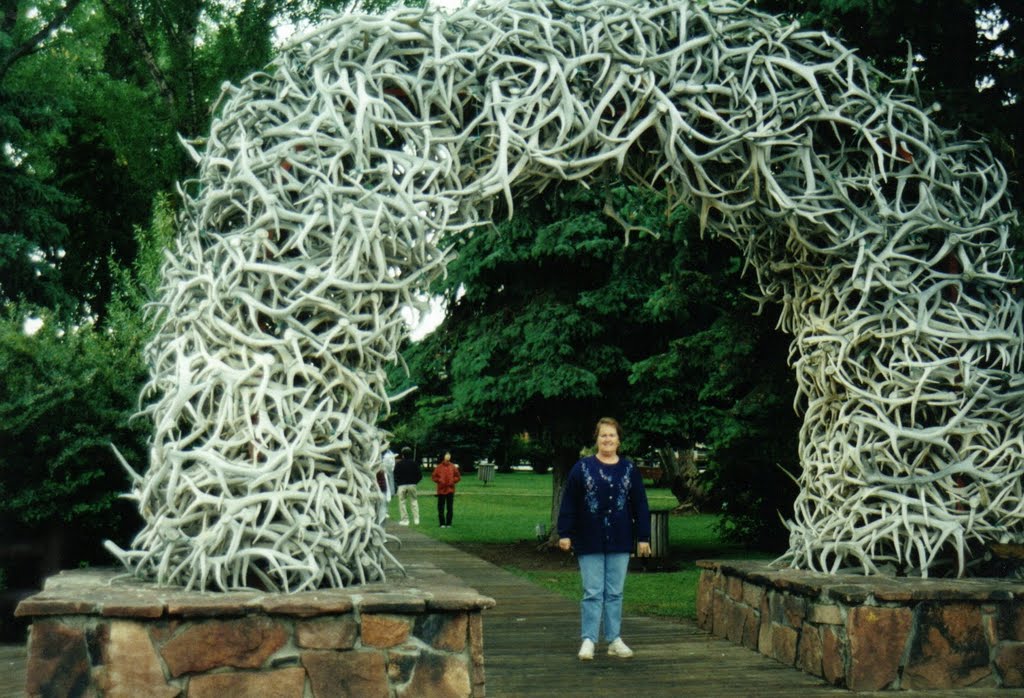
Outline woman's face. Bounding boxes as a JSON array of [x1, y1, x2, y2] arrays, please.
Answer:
[[596, 424, 620, 458]]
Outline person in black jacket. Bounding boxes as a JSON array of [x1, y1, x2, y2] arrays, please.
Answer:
[[558, 418, 651, 661], [394, 447, 423, 525]]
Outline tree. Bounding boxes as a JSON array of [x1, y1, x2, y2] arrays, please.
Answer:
[[1, 0, 370, 319], [0, 195, 174, 588], [1, 0, 85, 312], [388, 182, 801, 546]]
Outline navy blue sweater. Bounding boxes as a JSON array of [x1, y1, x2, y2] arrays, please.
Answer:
[[557, 455, 651, 555]]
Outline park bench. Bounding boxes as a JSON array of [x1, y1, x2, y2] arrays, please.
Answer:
[[636, 464, 666, 486]]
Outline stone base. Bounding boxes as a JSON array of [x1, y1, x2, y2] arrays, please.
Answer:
[[15, 566, 494, 698], [697, 560, 1024, 691]]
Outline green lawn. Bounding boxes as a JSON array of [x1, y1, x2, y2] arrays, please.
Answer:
[[391, 469, 771, 619]]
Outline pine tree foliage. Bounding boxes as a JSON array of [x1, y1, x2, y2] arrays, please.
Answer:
[[389, 183, 800, 546]]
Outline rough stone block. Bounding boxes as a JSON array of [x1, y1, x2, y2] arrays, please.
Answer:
[[711, 591, 725, 638], [259, 594, 353, 616], [361, 614, 413, 648], [303, 650, 388, 698], [398, 652, 470, 698], [994, 642, 1024, 687], [770, 624, 798, 666], [725, 600, 747, 644], [727, 575, 744, 602], [424, 589, 495, 612], [428, 613, 468, 651], [387, 650, 419, 684], [904, 602, 992, 689], [796, 624, 823, 677], [94, 621, 178, 698], [25, 620, 93, 698], [411, 609, 468, 650], [16, 597, 98, 617], [996, 603, 1024, 641], [984, 612, 999, 647], [821, 625, 845, 685], [357, 592, 427, 613], [783, 593, 808, 629], [188, 667, 305, 698], [165, 594, 261, 617], [160, 616, 287, 677], [757, 612, 774, 657], [768, 591, 786, 625], [847, 606, 912, 691], [469, 612, 484, 668], [147, 621, 180, 646], [741, 581, 764, 609], [85, 623, 108, 667], [741, 605, 760, 651], [468, 611, 485, 691], [296, 615, 358, 649], [809, 603, 842, 626], [696, 571, 714, 630]]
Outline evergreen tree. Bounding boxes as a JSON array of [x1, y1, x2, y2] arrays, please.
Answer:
[[389, 182, 800, 546]]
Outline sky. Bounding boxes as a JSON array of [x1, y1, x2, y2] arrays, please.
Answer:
[[403, 295, 446, 341]]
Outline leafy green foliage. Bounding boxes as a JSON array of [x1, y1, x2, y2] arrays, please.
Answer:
[[388, 182, 800, 546], [0, 0, 374, 320], [0, 309, 145, 547], [0, 199, 174, 568]]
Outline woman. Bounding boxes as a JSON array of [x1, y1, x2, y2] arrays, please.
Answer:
[[431, 452, 461, 527], [557, 418, 651, 661]]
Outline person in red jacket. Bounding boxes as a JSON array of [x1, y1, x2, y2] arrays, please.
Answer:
[[431, 452, 462, 528]]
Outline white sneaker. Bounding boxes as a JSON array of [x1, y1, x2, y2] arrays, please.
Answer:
[[577, 638, 595, 661], [607, 638, 633, 658], [398, 521, 409, 526]]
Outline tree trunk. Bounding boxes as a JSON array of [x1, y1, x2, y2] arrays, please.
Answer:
[[546, 445, 581, 547], [658, 447, 712, 512]]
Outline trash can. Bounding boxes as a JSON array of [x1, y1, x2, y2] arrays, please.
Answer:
[[477, 461, 496, 485], [648, 509, 670, 558]]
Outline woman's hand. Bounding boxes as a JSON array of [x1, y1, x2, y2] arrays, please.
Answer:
[[637, 542, 652, 557], [558, 537, 572, 552]]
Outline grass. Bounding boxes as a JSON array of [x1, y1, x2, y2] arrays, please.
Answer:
[[390, 469, 772, 619]]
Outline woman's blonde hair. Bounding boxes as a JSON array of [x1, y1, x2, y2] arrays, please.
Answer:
[[594, 417, 623, 442]]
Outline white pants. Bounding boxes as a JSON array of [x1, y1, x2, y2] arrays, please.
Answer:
[[397, 485, 420, 524]]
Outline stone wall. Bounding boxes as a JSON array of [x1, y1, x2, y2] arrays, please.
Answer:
[[697, 560, 1024, 691], [16, 567, 493, 697]]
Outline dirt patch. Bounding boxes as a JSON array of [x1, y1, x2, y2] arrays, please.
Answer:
[[452, 540, 578, 571]]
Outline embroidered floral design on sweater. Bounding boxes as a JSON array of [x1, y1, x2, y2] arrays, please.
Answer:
[[583, 458, 632, 515]]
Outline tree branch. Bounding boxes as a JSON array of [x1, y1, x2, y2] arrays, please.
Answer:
[[0, 0, 85, 81], [99, 0, 176, 111]]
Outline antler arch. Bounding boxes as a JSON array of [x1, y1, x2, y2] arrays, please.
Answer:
[[108, 0, 1023, 590]]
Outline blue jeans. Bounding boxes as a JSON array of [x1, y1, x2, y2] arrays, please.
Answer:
[[577, 552, 630, 643]]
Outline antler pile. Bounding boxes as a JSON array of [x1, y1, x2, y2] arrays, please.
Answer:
[[109, 0, 1022, 590]]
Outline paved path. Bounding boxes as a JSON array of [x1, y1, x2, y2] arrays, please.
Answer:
[[385, 526, 1020, 698], [3, 528, 1022, 697]]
